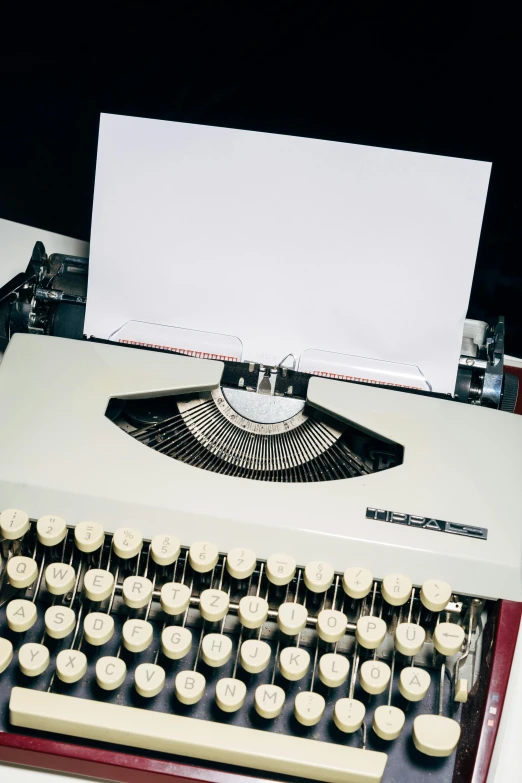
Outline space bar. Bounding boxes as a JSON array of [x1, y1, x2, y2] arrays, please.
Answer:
[[10, 687, 387, 783]]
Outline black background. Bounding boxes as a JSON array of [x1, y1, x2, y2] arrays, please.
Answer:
[[1, 4, 521, 354]]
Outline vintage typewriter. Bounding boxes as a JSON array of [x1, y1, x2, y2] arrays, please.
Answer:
[[0, 248, 520, 783]]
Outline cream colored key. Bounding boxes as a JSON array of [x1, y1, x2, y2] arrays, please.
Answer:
[[240, 639, 271, 674], [454, 678, 468, 703], [295, 691, 325, 727], [0, 638, 14, 673], [74, 521, 104, 553], [319, 653, 350, 688], [44, 606, 76, 639], [83, 569, 114, 602], [433, 623, 465, 657], [6, 599, 37, 632], [356, 616, 387, 650], [317, 610, 347, 643], [45, 562, 76, 596], [216, 677, 247, 712], [0, 508, 30, 540], [278, 602, 307, 635], [10, 687, 389, 783], [279, 646, 310, 681], [96, 656, 126, 690], [122, 619, 153, 653], [342, 567, 373, 600], [360, 660, 391, 695], [266, 553, 296, 586], [122, 576, 153, 609], [175, 670, 206, 705], [202, 633, 233, 667], [226, 548, 257, 580], [395, 622, 426, 656], [304, 561, 334, 593], [84, 612, 115, 646], [112, 527, 143, 559], [135, 663, 165, 698], [7, 556, 38, 589], [334, 698, 366, 733], [161, 626, 192, 660], [413, 714, 461, 757], [238, 595, 269, 629], [56, 650, 87, 684], [373, 706, 405, 741], [18, 643, 49, 677], [160, 582, 191, 615], [420, 580, 452, 613], [37, 515, 67, 547], [199, 589, 229, 622], [150, 534, 180, 566], [189, 541, 219, 573], [381, 573, 412, 607], [399, 666, 431, 702], [254, 684, 286, 719]]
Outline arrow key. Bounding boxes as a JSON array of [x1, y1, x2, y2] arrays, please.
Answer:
[[433, 622, 465, 656]]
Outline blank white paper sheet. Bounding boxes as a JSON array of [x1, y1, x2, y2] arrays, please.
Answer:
[[85, 113, 491, 394]]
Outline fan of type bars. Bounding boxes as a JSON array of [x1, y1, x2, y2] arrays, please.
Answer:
[[108, 386, 403, 483]]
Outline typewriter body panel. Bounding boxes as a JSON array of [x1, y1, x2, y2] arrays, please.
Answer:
[[0, 334, 521, 601], [0, 333, 520, 783]]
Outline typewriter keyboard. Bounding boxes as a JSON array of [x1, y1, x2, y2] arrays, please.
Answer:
[[0, 509, 488, 783]]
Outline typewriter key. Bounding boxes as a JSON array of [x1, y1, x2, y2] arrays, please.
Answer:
[[135, 663, 165, 698], [44, 606, 76, 639], [7, 556, 38, 589], [226, 548, 256, 580], [215, 678, 247, 712], [18, 643, 50, 677], [254, 684, 285, 719], [96, 656, 127, 690], [56, 650, 87, 684], [0, 638, 14, 673], [36, 515, 67, 547], [334, 698, 366, 733], [373, 705, 405, 741], [6, 599, 37, 633], [360, 660, 391, 695], [175, 670, 206, 705], [399, 666, 431, 702], [295, 692, 325, 727], [0, 508, 29, 540], [45, 562, 76, 596], [318, 653, 349, 688], [75, 521, 105, 553]]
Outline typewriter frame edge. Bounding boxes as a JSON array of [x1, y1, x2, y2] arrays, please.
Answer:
[[0, 599, 519, 783]]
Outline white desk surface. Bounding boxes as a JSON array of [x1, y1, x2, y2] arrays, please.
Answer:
[[0, 217, 520, 782]]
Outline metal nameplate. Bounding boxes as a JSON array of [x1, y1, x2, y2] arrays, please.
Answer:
[[366, 507, 488, 540]]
